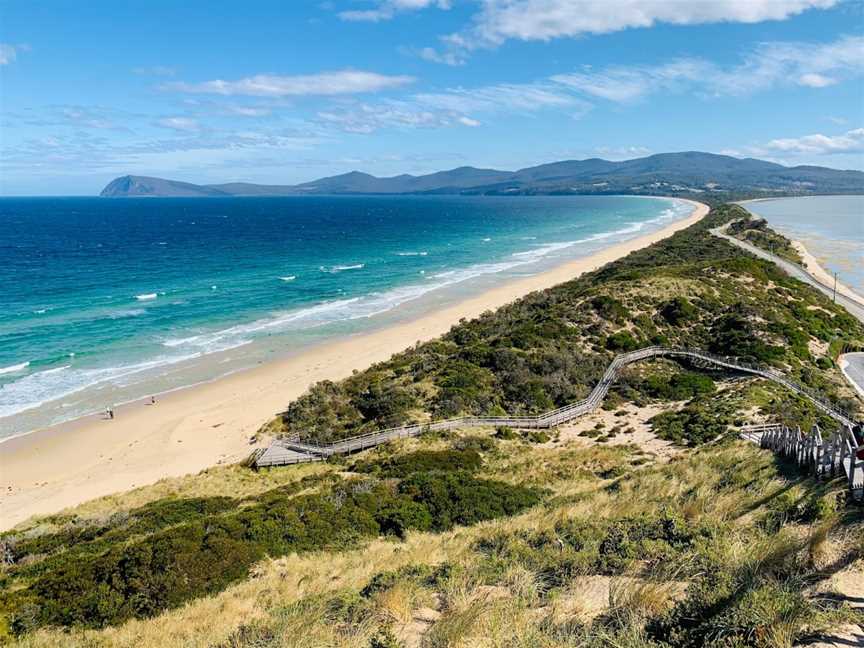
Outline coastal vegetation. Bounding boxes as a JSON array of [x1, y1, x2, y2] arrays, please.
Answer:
[[1, 203, 862, 646], [278, 203, 862, 444], [2, 433, 861, 647], [727, 216, 804, 264]]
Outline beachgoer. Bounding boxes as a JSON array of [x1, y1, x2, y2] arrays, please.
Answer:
[[150, 396, 156, 405]]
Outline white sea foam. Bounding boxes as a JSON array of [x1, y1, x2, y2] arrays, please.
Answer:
[[172, 216, 673, 356], [136, 293, 157, 301], [395, 251, 428, 256], [162, 298, 363, 352], [279, 276, 296, 282], [320, 264, 364, 273], [109, 308, 146, 319], [0, 356, 198, 420], [0, 362, 29, 376]]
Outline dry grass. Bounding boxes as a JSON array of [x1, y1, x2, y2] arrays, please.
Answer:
[[8, 438, 863, 648], [11, 461, 334, 535]]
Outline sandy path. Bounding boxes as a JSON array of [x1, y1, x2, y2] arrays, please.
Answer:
[[0, 199, 708, 530]]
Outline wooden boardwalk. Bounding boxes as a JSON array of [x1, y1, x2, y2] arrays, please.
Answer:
[[253, 346, 859, 468], [741, 423, 863, 501]]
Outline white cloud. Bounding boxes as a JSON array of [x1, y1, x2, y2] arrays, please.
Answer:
[[415, 81, 585, 113], [417, 46, 465, 66], [425, 0, 838, 62], [167, 70, 415, 97], [338, 0, 450, 22], [0, 43, 29, 65], [318, 102, 452, 133], [798, 72, 835, 87], [550, 36, 864, 102], [155, 117, 201, 132], [765, 128, 864, 154], [595, 145, 651, 158], [225, 105, 272, 117], [315, 79, 590, 133]]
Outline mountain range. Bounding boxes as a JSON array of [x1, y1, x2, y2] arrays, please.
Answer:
[[100, 151, 864, 197]]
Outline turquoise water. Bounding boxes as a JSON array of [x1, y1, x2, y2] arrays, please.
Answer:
[[0, 195, 691, 438], [746, 195, 864, 294]]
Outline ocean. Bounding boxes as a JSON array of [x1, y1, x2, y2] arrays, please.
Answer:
[[0, 194, 692, 438], [745, 195, 864, 294]]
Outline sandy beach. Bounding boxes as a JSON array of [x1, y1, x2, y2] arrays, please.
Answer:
[[0, 199, 708, 530], [790, 240, 864, 306]]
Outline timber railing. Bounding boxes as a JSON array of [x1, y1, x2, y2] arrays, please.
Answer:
[[252, 346, 858, 468], [742, 422, 863, 501]]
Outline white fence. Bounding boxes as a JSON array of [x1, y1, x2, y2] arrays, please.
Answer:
[[747, 423, 863, 501]]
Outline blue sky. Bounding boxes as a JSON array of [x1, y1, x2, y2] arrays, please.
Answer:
[[1, 0, 863, 195]]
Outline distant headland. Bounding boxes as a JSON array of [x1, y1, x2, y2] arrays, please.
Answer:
[[100, 151, 864, 198]]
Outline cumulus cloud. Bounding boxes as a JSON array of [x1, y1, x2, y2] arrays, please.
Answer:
[[765, 128, 864, 154], [155, 117, 201, 132], [424, 0, 838, 63], [167, 70, 415, 97], [338, 0, 450, 22]]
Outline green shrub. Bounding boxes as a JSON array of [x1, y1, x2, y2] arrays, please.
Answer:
[[452, 435, 497, 452], [650, 403, 731, 446], [661, 296, 697, 326], [494, 426, 518, 440], [606, 331, 639, 352], [398, 471, 542, 532], [351, 449, 483, 478], [3, 470, 541, 633]]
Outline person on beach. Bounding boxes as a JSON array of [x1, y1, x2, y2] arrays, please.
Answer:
[[107, 406, 114, 420], [150, 396, 156, 405]]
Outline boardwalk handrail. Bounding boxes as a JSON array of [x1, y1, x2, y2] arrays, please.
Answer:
[[751, 422, 863, 501], [253, 346, 858, 467]]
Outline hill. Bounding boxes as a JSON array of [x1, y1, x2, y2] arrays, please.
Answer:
[[99, 152, 864, 197]]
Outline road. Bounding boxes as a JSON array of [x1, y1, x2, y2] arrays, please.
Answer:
[[710, 225, 864, 325], [840, 353, 864, 399]]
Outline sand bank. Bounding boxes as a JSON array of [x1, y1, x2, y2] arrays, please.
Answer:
[[790, 240, 864, 307], [0, 199, 708, 530]]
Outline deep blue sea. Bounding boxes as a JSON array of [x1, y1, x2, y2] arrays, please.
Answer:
[[746, 195, 864, 295], [0, 195, 691, 437]]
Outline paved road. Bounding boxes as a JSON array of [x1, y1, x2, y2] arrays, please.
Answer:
[[840, 353, 864, 399], [710, 226, 864, 325]]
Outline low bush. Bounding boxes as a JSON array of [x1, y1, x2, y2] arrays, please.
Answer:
[[650, 402, 731, 446], [350, 449, 483, 477]]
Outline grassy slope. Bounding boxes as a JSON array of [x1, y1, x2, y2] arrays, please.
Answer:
[[7, 433, 864, 648], [2, 203, 863, 646]]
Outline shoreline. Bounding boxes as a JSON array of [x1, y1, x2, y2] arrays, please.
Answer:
[[736, 198, 864, 306], [0, 199, 708, 530], [789, 239, 864, 307]]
